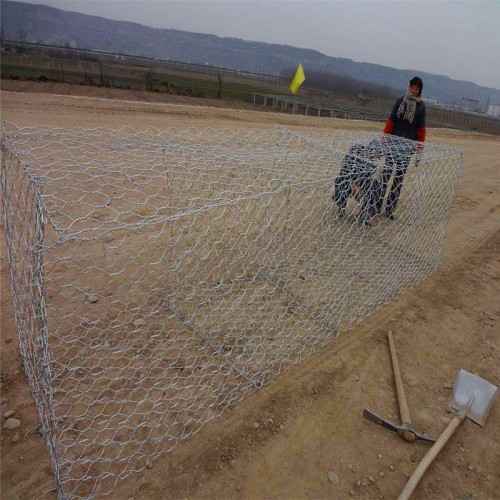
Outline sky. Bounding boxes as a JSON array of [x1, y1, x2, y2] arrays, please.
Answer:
[[12, 0, 500, 89]]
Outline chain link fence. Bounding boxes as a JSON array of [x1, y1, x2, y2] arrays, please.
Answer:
[[1, 123, 462, 498]]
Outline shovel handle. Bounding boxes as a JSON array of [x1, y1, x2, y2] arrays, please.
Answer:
[[388, 330, 412, 425], [398, 415, 462, 500]]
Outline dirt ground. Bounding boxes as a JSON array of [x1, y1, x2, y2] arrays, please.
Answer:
[[1, 85, 499, 500]]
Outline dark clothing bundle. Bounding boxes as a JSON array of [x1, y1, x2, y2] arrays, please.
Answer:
[[333, 144, 383, 217]]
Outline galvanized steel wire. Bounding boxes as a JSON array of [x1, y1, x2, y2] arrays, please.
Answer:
[[1, 123, 462, 498]]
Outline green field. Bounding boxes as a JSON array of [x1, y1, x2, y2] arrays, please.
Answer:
[[1, 51, 283, 101]]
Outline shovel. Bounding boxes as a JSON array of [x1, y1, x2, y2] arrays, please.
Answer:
[[398, 369, 498, 500]]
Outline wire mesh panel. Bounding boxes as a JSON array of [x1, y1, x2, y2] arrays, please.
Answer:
[[1, 123, 462, 498]]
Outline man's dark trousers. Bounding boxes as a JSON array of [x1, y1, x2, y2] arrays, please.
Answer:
[[382, 146, 413, 216]]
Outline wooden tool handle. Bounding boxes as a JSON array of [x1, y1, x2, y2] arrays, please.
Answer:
[[398, 415, 462, 500], [388, 330, 412, 425]]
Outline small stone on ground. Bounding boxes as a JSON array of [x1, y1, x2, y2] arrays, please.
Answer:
[[327, 471, 339, 485], [3, 418, 21, 430]]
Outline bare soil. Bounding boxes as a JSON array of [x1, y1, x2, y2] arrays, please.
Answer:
[[1, 84, 499, 500]]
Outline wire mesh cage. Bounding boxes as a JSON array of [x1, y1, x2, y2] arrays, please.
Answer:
[[1, 123, 462, 498]]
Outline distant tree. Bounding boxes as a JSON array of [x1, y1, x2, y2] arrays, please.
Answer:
[[217, 71, 223, 98], [144, 68, 155, 92], [83, 73, 94, 86], [98, 62, 111, 87], [53, 61, 66, 83]]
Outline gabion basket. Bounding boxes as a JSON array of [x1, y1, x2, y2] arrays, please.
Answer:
[[1, 123, 463, 498]]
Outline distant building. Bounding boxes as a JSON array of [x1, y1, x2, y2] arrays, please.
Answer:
[[487, 104, 500, 117], [461, 98, 479, 112], [422, 98, 438, 105], [69, 41, 77, 48]]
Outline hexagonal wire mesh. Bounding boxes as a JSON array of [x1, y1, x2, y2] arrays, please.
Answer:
[[1, 122, 462, 498]]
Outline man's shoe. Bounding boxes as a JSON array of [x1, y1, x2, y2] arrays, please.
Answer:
[[337, 208, 345, 219], [386, 213, 396, 221]]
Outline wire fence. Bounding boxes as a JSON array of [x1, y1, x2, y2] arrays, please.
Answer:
[[1, 123, 463, 498]]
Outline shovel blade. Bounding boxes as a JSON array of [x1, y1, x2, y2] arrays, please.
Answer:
[[450, 369, 498, 426]]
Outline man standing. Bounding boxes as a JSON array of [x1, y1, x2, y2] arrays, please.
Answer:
[[382, 77, 426, 220]]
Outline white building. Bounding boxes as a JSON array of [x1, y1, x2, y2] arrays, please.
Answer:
[[487, 104, 500, 117]]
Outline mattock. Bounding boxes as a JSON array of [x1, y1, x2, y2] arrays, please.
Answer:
[[363, 330, 436, 443]]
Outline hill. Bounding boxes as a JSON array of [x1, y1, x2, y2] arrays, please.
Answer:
[[2, 0, 500, 107]]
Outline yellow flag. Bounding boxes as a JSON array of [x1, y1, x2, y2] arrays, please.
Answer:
[[289, 63, 305, 94]]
